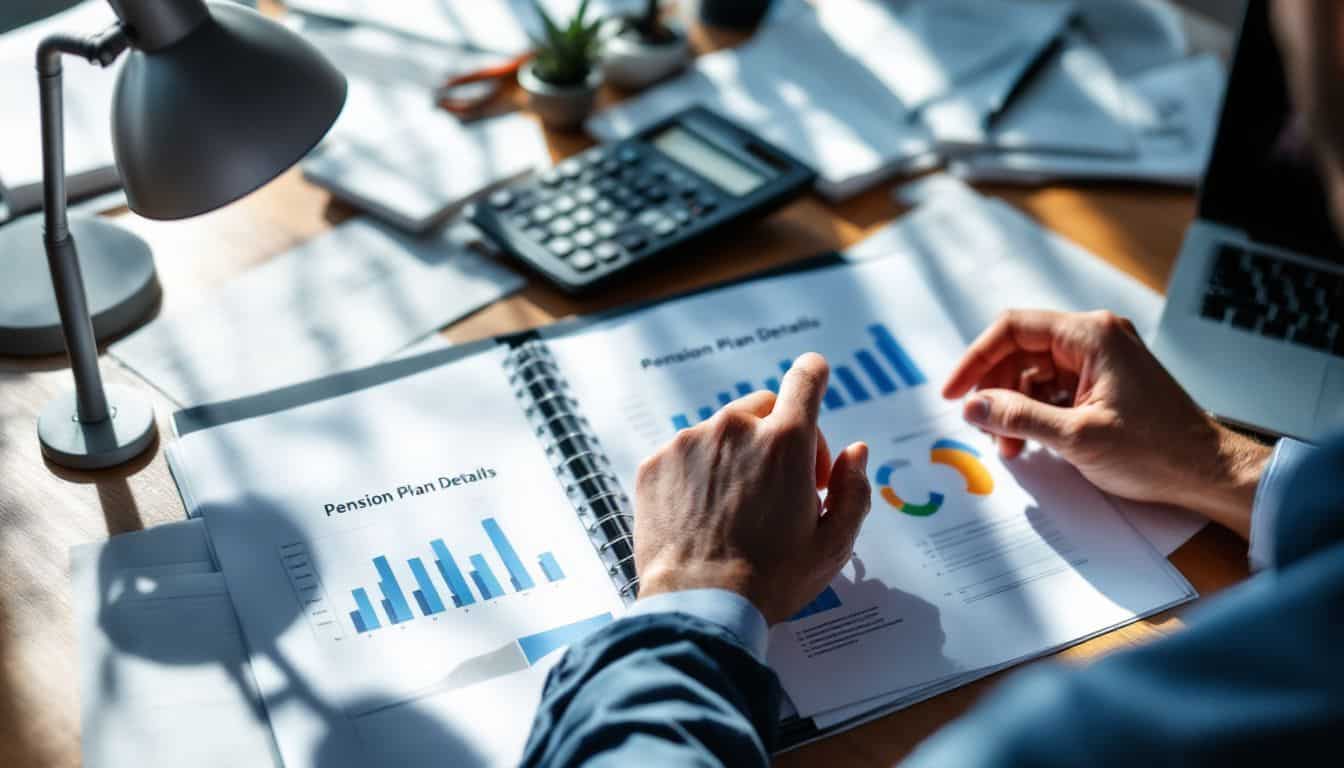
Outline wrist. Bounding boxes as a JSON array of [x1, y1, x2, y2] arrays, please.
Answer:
[[1170, 422, 1272, 539]]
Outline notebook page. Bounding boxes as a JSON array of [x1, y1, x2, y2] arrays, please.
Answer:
[[544, 257, 1193, 717], [167, 347, 625, 767]]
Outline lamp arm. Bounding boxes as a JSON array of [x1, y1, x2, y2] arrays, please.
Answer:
[[35, 25, 130, 424]]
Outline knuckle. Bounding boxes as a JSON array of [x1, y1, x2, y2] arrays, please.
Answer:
[[710, 410, 754, 439], [1091, 310, 1130, 338]]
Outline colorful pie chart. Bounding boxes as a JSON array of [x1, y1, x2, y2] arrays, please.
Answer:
[[875, 438, 994, 516]]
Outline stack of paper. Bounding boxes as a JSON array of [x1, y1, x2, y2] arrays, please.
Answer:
[[295, 18, 552, 233], [589, 0, 1083, 199], [949, 54, 1225, 186], [0, 1, 122, 219], [109, 217, 524, 407], [925, 1, 1226, 185]]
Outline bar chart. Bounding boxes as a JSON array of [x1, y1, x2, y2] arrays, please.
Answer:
[[347, 516, 567, 634], [790, 586, 843, 621], [670, 323, 928, 431]]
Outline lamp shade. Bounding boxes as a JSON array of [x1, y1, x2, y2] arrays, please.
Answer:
[[109, 1, 346, 220]]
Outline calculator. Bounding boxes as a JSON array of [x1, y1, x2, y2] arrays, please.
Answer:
[[470, 106, 816, 294]]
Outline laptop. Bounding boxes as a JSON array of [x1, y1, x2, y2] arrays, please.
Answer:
[[1152, 0, 1344, 441]]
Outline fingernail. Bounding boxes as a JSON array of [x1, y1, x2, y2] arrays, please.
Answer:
[[855, 442, 869, 471], [965, 396, 990, 425]]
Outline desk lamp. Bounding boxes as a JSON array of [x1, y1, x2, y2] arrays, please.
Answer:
[[35, 0, 346, 470]]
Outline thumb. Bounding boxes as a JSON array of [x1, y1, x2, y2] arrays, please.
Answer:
[[963, 390, 1075, 450], [820, 442, 870, 552]]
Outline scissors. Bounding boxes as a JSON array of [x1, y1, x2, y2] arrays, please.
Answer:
[[435, 52, 532, 117]]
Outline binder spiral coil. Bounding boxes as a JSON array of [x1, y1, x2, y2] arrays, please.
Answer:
[[506, 341, 639, 599]]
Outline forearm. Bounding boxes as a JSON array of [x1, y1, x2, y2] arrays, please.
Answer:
[[521, 612, 780, 767], [1167, 423, 1273, 540]]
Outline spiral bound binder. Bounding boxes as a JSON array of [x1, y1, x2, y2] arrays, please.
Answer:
[[505, 340, 640, 600]]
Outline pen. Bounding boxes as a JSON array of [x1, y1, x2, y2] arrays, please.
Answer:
[[983, 33, 1067, 129]]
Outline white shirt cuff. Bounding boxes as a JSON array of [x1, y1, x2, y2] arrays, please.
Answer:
[[1248, 437, 1316, 571], [626, 588, 769, 662]]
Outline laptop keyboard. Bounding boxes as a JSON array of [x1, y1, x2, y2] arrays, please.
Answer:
[[1201, 244, 1344, 356]]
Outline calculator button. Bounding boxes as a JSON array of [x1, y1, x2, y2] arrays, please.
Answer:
[[593, 198, 615, 215], [652, 218, 678, 237], [552, 194, 577, 213], [583, 147, 607, 165], [594, 220, 619, 239], [548, 236, 575, 257], [643, 187, 669, 203], [559, 158, 584, 178], [540, 169, 563, 186], [574, 229, 597, 248], [572, 207, 596, 226], [569, 249, 597, 271], [524, 227, 549, 242], [548, 217, 577, 236], [618, 147, 640, 165], [619, 229, 648, 251], [669, 208, 692, 225], [575, 186, 599, 204], [488, 190, 514, 209], [636, 210, 663, 227], [530, 204, 556, 224], [594, 242, 622, 262]]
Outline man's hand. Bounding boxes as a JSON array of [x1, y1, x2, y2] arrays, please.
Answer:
[[943, 310, 1271, 538], [633, 353, 870, 625]]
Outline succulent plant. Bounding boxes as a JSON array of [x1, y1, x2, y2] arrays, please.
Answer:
[[529, 0, 604, 87]]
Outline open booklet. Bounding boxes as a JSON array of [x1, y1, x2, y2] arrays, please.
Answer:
[[166, 255, 1195, 766]]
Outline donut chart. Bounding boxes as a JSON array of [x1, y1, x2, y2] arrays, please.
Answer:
[[876, 439, 994, 517]]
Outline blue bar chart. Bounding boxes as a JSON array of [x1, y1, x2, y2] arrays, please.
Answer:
[[670, 323, 928, 431], [790, 586, 843, 621], [347, 516, 567, 633], [538, 552, 565, 582]]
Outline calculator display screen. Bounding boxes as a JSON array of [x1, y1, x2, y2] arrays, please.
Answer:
[[650, 126, 768, 196]]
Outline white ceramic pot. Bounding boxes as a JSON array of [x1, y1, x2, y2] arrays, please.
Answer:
[[519, 60, 603, 131], [600, 19, 691, 91]]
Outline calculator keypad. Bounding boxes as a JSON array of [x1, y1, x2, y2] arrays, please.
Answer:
[[480, 143, 726, 283]]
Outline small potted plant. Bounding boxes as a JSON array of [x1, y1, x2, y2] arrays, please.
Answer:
[[600, 0, 691, 91], [519, 0, 605, 131]]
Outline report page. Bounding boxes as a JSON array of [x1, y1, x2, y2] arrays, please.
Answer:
[[169, 347, 625, 767], [544, 258, 1194, 718]]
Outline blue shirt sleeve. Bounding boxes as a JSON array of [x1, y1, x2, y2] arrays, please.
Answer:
[[1248, 438, 1317, 570], [520, 611, 780, 767]]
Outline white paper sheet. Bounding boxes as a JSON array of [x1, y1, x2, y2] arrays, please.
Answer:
[[765, 411, 1191, 715], [168, 348, 627, 768], [72, 521, 280, 768], [110, 218, 523, 407], [295, 19, 551, 232], [285, 0, 640, 54], [922, 32, 1137, 157]]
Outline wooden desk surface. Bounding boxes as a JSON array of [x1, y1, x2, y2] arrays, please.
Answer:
[[0, 13, 1252, 768]]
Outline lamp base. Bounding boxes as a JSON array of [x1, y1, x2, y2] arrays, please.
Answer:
[[38, 385, 157, 470], [0, 214, 159, 357]]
